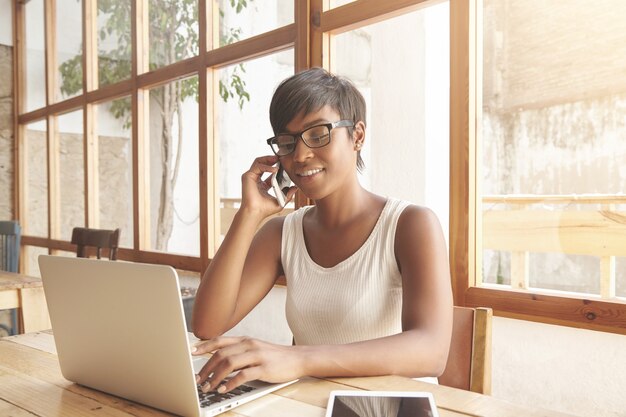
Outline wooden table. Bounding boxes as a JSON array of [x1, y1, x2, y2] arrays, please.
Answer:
[[0, 332, 576, 417], [0, 271, 51, 334]]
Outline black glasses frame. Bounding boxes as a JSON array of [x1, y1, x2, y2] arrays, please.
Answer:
[[266, 120, 354, 156]]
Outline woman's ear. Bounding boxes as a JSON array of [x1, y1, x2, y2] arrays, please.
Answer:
[[353, 121, 365, 150]]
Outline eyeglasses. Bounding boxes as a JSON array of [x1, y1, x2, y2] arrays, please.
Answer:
[[266, 120, 354, 156]]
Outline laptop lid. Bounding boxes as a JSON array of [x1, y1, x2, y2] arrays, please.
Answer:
[[39, 255, 202, 417]]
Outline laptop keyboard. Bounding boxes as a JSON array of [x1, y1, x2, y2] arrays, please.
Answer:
[[197, 382, 256, 407]]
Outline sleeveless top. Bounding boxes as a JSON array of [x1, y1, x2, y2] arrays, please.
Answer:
[[282, 198, 409, 345], [281, 198, 438, 384]]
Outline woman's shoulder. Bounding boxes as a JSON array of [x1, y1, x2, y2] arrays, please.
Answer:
[[394, 203, 444, 249], [396, 202, 440, 229]]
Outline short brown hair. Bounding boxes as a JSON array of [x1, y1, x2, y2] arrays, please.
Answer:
[[269, 68, 366, 171]]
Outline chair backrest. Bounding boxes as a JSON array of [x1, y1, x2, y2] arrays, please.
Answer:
[[71, 227, 120, 260], [0, 221, 21, 272], [439, 306, 493, 394]]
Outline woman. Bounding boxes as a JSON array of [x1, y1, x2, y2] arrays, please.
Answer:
[[192, 68, 453, 394]]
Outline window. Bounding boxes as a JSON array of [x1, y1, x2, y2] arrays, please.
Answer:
[[14, 0, 302, 274], [451, 0, 626, 332], [331, 3, 450, 236]]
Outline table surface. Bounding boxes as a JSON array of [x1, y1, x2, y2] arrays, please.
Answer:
[[0, 270, 43, 290], [0, 332, 577, 417]]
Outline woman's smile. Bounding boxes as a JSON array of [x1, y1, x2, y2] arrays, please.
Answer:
[[298, 168, 324, 177]]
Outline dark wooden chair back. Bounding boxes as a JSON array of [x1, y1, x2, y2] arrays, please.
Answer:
[[439, 306, 493, 394], [71, 227, 120, 260], [0, 221, 21, 272]]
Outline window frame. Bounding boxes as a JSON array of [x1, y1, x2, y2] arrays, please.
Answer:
[[450, 0, 626, 335], [13, 0, 625, 334]]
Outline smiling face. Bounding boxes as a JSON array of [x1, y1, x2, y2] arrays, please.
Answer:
[[278, 105, 364, 202]]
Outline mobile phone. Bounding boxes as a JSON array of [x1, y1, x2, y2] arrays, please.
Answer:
[[271, 165, 292, 207]]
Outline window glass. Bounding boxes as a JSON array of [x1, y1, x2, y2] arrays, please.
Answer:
[[97, 0, 132, 87], [618, 257, 626, 299], [97, 97, 133, 248], [148, 76, 199, 255], [149, 0, 198, 70], [24, 0, 46, 111], [329, 0, 356, 9], [332, 2, 450, 243], [56, 0, 83, 102], [57, 110, 85, 241], [24, 246, 49, 277], [218, 0, 293, 47], [24, 120, 48, 237], [216, 49, 294, 243], [481, 0, 626, 295]]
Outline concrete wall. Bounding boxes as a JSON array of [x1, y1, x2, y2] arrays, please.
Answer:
[[0, 44, 13, 221], [492, 317, 626, 417]]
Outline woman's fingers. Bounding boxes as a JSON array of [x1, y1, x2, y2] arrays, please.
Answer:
[[247, 155, 279, 177], [200, 350, 259, 393], [194, 337, 257, 390]]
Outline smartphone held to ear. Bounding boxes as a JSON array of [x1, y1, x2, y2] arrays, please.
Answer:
[[271, 166, 292, 207]]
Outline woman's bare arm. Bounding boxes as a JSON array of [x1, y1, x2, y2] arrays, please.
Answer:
[[193, 205, 453, 391], [192, 156, 296, 339]]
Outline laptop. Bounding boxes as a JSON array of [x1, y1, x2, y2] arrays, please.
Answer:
[[38, 255, 296, 417]]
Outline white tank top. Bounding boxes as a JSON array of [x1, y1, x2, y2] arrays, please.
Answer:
[[282, 198, 409, 345]]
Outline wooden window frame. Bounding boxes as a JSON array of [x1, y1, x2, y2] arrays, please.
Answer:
[[13, 0, 625, 333], [12, 0, 440, 274], [450, 0, 626, 334]]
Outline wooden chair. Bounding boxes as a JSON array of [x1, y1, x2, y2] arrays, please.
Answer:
[[0, 221, 21, 273], [0, 221, 21, 336], [71, 227, 120, 260], [439, 306, 493, 394]]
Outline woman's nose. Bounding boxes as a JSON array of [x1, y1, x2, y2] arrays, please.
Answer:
[[292, 137, 313, 162]]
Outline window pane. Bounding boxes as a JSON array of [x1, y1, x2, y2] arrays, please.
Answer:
[[97, 0, 132, 87], [618, 257, 626, 299], [216, 50, 294, 243], [329, 0, 356, 9], [481, 1, 626, 295], [331, 3, 450, 242], [24, 1, 46, 112], [24, 121, 48, 237], [97, 97, 133, 248], [149, 0, 198, 69], [148, 77, 199, 255], [57, 110, 85, 241], [56, 0, 83, 102], [23, 246, 49, 277], [217, 0, 293, 47]]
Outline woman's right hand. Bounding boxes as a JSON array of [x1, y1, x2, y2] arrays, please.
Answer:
[[239, 155, 297, 218]]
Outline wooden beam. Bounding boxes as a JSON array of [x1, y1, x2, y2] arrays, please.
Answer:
[[295, 0, 310, 72], [205, 25, 296, 69], [465, 286, 626, 335], [13, 1, 25, 271], [321, 0, 442, 34], [483, 210, 626, 257], [18, 80, 133, 124], [449, 0, 477, 306], [132, 0, 150, 251]]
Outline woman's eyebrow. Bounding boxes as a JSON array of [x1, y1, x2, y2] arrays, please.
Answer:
[[283, 118, 329, 134]]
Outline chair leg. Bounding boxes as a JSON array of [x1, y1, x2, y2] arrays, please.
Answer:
[[9, 309, 18, 335]]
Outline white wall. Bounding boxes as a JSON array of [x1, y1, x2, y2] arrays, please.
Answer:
[[492, 317, 626, 417]]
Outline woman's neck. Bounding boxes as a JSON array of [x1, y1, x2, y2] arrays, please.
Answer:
[[310, 183, 384, 230]]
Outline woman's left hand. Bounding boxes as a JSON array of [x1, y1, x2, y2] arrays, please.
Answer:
[[192, 336, 304, 393]]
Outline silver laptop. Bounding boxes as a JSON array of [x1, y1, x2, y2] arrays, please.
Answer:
[[38, 255, 296, 416]]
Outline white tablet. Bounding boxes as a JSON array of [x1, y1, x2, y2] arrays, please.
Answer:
[[325, 390, 440, 417]]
